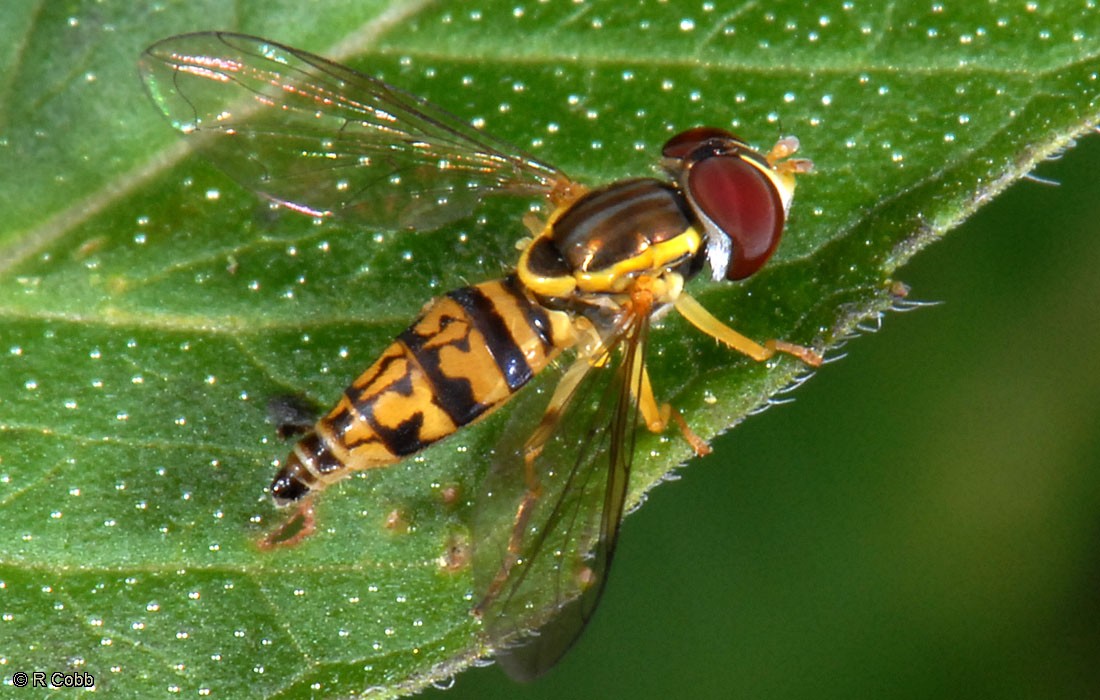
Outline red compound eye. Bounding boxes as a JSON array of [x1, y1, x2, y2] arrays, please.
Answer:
[[661, 127, 742, 160], [687, 154, 784, 280]]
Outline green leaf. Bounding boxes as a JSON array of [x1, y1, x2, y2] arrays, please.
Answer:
[[1, 1, 1098, 697]]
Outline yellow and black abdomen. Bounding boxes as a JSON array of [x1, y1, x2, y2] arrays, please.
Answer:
[[271, 277, 572, 504]]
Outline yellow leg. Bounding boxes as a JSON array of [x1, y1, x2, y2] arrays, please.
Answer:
[[674, 293, 822, 367], [669, 408, 712, 457], [636, 365, 711, 456], [523, 347, 599, 462], [636, 365, 667, 432], [625, 311, 712, 456]]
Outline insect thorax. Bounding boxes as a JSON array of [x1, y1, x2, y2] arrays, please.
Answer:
[[516, 178, 704, 315]]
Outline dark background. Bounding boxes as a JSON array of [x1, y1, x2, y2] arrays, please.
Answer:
[[433, 135, 1100, 698]]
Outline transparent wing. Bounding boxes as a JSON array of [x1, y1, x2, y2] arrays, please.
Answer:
[[139, 32, 568, 229], [473, 310, 650, 680]]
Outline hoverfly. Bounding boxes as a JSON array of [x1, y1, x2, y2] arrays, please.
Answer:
[[140, 31, 821, 680]]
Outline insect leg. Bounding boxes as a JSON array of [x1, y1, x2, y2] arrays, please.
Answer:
[[635, 364, 712, 457], [257, 496, 317, 550], [473, 445, 542, 618], [473, 354, 596, 617], [673, 292, 823, 366], [623, 276, 713, 455]]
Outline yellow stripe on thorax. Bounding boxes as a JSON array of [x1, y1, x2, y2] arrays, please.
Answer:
[[574, 226, 701, 293]]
